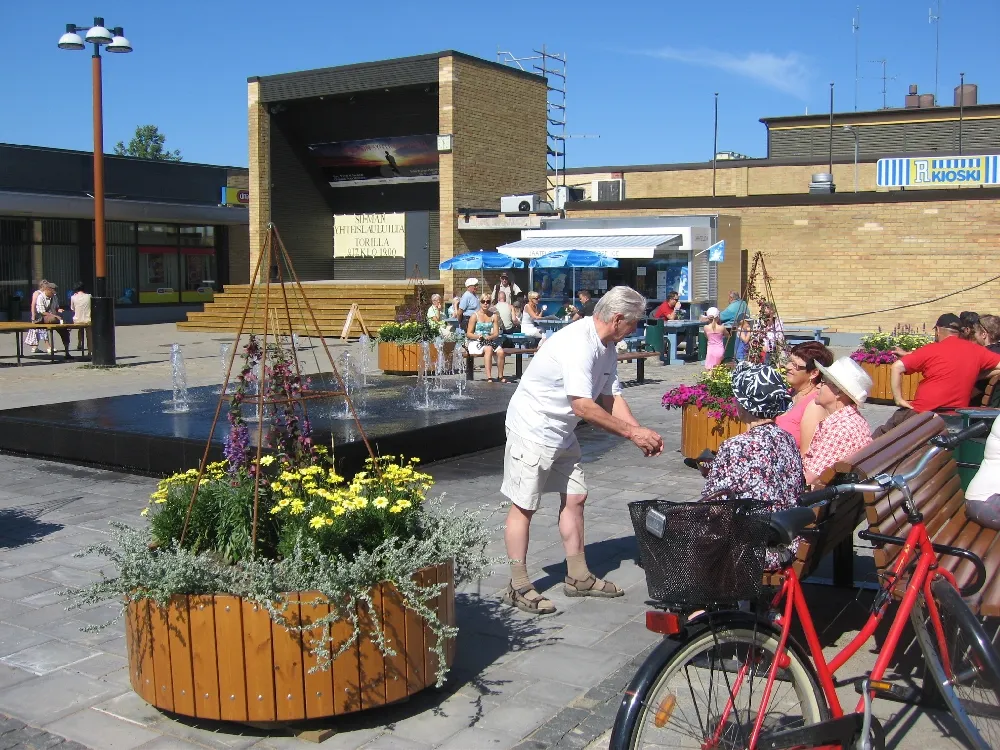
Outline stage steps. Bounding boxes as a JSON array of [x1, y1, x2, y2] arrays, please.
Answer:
[[177, 281, 445, 336]]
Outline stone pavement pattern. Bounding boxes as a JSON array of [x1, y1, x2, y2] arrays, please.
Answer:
[[0, 325, 976, 748]]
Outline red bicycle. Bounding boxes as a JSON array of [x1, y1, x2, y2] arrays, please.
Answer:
[[613, 422, 1000, 749]]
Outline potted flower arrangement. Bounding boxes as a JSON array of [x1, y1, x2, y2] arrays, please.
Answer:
[[850, 326, 931, 403], [67, 337, 495, 723], [662, 365, 748, 459], [376, 288, 461, 375]]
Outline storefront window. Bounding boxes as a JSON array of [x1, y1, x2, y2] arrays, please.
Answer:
[[0, 218, 31, 311], [40, 219, 79, 301], [139, 247, 180, 303], [138, 223, 177, 246], [179, 225, 214, 247], [181, 249, 216, 302], [634, 254, 691, 303]]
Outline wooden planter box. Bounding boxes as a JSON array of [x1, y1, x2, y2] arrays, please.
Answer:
[[859, 362, 922, 405], [680, 404, 749, 460], [378, 342, 456, 376], [125, 561, 455, 722]]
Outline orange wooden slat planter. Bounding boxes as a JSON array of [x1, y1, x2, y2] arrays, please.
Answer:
[[680, 404, 749, 460], [859, 362, 923, 405], [378, 342, 456, 375], [125, 561, 456, 722]]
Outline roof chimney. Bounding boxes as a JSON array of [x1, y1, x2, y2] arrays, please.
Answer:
[[955, 83, 978, 106], [905, 84, 920, 108]]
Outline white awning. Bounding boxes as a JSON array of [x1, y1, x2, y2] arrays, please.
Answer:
[[497, 233, 682, 259]]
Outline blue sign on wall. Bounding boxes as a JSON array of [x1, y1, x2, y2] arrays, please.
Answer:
[[706, 240, 725, 263]]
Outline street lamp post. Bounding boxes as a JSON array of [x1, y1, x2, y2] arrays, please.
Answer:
[[843, 126, 860, 193], [58, 18, 132, 367]]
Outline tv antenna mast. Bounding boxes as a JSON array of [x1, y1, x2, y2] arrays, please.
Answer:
[[929, 2, 941, 103], [852, 7, 861, 111], [870, 58, 896, 109]]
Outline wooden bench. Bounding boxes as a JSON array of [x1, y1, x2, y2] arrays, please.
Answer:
[[465, 347, 538, 380], [617, 351, 659, 384], [782, 327, 831, 346], [977, 372, 1000, 407], [0, 322, 92, 364], [847, 411, 1000, 615]]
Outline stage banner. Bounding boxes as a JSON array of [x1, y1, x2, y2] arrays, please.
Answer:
[[334, 213, 406, 259], [309, 135, 439, 188]]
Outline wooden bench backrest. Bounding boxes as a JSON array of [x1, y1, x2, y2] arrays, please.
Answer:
[[981, 373, 1000, 408], [847, 412, 952, 571]]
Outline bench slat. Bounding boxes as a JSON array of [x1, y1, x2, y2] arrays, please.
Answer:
[[836, 412, 943, 479], [972, 539, 1000, 616], [866, 455, 955, 529], [873, 484, 964, 569]]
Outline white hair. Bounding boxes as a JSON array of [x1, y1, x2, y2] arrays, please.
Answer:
[[593, 286, 646, 323], [431, 293, 442, 302]]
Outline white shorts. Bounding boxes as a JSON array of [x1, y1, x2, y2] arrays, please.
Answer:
[[467, 340, 496, 356], [500, 430, 587, 511]]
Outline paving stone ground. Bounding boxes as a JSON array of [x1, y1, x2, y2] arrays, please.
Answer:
[[0, 325, 978, 748]]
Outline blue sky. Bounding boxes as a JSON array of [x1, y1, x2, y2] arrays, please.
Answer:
[[3, 0, 999, 169]]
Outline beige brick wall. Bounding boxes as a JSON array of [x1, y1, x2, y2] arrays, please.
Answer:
[[565, 162, 880, 200], [571, 198, 1000, 334], [247, 81, 270, 282], [439, 56, 547, 297]]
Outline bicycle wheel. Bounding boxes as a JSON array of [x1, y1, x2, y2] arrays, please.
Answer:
[[628, 623, 827, 749], [911, 577, 1000, 750]]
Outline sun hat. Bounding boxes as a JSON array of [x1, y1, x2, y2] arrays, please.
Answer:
[[731, 363, 792, 419], [465, 277, 479, 287], [706, 306, 720, 318], [815, 357, 873, 405]]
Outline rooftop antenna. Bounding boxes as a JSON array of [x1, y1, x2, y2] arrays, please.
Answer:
[[929, 1, 941, 103], [870, 58, 896, 109], [853, 7, 861, 111]]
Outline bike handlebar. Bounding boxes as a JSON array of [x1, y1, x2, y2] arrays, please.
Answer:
[[858, 529, 987, 597], [929, 420, 989, 450]]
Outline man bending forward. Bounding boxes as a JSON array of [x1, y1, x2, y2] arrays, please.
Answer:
[[501, 286, 664, 614]]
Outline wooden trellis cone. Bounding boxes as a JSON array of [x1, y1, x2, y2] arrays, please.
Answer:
[[179, 223, 378, 551], [743, 251, 790, 365]]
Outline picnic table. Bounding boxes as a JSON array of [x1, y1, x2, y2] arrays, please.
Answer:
[[0, 322, 91, 364], [662, 320, 702, 366]]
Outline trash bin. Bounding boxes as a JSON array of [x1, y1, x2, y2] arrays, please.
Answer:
[[698, 331, 708, 362], [644, 318, 664, 354]]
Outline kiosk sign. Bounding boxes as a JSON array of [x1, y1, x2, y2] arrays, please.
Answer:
[[334, 213, 406, 259], [877, 155, 1000, 187]]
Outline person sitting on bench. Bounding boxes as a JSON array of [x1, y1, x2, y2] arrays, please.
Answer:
[[965, 417, 1000, 530], [801, 358, 873, 486]]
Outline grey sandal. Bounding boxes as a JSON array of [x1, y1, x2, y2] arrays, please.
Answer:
[[564, 574, 624, 598], [502, 582, 556, 614]]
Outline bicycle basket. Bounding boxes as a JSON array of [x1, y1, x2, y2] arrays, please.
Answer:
[[629, 497, 771, 609]]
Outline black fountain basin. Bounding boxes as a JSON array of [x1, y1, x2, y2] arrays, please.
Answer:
[[0, 377, 512, 476]]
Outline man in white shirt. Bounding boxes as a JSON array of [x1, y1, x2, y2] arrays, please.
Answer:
[[69, 282, 92, 352], [457, 278, 481, 329], [501, 286, 664, 615]]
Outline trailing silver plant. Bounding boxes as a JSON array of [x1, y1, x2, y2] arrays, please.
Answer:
[[66, 498, 501, 687]]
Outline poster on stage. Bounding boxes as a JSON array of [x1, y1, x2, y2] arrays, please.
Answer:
[[308, 135, 439, 188]]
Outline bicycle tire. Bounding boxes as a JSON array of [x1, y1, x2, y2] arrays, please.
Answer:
[[624, 623, 827, 749], [911, 576, 1000, 750]]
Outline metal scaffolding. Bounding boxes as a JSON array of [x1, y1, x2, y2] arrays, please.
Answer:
[[498, 46, 567, 196]]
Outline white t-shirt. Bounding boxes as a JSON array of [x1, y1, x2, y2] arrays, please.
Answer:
[[967, 418, 1000, 502], [71, 292, 92, 323], [506, 317, 622, 449]]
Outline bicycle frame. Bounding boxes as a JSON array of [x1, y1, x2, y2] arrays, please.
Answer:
[[739, 517, 958, 748]]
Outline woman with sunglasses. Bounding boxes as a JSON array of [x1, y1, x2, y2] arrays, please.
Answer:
[[775, 341, 833, 450], [801, 357, 874, 486]]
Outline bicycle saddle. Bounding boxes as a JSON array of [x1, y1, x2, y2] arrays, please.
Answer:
[[767, 506, 818, 546]]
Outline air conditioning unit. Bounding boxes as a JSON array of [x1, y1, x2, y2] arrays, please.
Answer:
[[554, 185, 586, 209], [592, 178, 625, 202], [501, 194, 543, 213]]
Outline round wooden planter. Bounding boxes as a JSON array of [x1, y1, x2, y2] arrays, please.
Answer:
[[859, 362, 923, 405], [680, 404, 749, 459], [125, 561, 456, 723], [378, 341, 456, 376]]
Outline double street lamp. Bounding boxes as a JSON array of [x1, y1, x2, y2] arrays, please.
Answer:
[[58, 18, 132, 366]]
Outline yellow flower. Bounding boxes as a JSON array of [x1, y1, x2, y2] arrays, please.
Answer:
[[271, 482, 284, 493], [269, 504, 282, 515], [309, 515, 327, 529], [332, 505, 346, 516], [373, 496, 390, 509], [354, 496, 369, 509], [280, 471, 297, 482], [278, 498, 291, 508], [394, 499, 412, 510], [389, 505, 404, 514], [140, 508, 149, 517], [259, 455, 276, 466], [289, 499, 306, 515]]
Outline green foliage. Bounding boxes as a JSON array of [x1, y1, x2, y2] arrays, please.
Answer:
[[113, 125, 182, 161], [858, 329, 931, 353], [376, 320, 445, 343]]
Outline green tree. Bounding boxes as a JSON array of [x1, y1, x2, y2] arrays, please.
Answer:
[[113, 125, 182, 161]]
